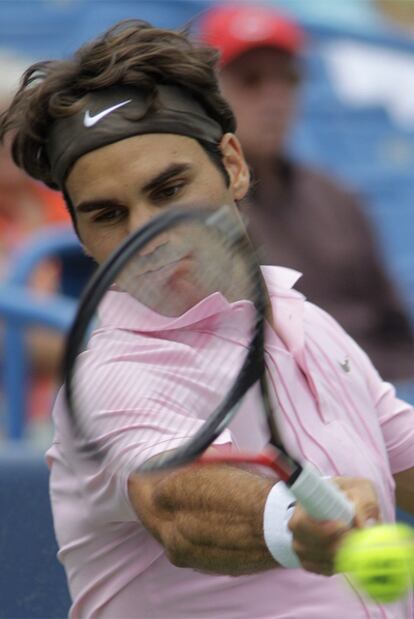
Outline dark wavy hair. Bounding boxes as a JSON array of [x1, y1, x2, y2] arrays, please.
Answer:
[[0, 19, 236, 192]]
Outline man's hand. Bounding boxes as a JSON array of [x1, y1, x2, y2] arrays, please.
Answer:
[[288, 477, 380, 576]]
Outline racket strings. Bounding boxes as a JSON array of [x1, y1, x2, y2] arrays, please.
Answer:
[[117, 221, 255, 315], [70, 215, 261, 470]]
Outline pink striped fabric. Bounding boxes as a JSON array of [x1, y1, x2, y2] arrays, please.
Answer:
[[46, 266, 414, 619]]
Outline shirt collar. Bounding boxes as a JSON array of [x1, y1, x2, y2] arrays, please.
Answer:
[[262, 266, 306, 357], [99, 266, 306, 356], [261, 265, 302, 296], [99, 288, 249, 332]]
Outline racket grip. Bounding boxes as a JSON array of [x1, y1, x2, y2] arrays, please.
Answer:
[[289, 463, 354, 525]]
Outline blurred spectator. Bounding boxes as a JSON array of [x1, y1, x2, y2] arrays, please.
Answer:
[[198, 2, 414, 382], [375, 0, 414, 34], [0, 135, 68, 276], [0, 51, 70, 440]]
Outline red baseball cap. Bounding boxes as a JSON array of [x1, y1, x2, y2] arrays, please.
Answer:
[[198, 3, 305, 66]]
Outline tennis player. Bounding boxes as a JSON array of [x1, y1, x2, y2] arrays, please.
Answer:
[[1, 20, 413, 619]]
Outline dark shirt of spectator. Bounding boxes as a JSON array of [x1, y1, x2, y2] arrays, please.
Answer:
[[198, 2, 414, 382]]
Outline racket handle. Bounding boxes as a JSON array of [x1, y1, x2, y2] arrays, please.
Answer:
[[289, 463, 354, 525]]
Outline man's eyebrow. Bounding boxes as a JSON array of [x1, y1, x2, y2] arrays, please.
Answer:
[[74, 163, 192, 213], [75, 199, 120, 214], [142, 163, 192, 193]]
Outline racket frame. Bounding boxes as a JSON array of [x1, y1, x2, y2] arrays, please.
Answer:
[[63, 203, 354, 525], [64, 205, 267, 466]]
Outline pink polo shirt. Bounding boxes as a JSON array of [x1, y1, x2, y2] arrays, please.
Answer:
[[46, 266, 414, 619]]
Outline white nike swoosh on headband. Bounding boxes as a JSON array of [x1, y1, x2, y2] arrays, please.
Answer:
[[83, 99, 132, 127]]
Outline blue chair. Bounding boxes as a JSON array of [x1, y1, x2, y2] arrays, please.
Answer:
[[0, 0, 215, 58], [7, 225, 95, 297], [2, 225, 93, 440], [0, 227, 93, 616]]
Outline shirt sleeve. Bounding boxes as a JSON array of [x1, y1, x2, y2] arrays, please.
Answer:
[[357, 344, 414, 475], [309, 302, 414, 476], [58, 330, 238, 523]]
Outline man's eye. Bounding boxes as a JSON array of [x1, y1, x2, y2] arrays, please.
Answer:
[[155, 184, 184, 201], [93, 207, 126, 223]]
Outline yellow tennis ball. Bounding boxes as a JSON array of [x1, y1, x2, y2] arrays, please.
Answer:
[[335, 523, 414, 604]]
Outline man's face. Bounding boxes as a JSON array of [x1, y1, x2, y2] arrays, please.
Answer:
[[219, 48, 301, 161], [66, 132, 249, 264]]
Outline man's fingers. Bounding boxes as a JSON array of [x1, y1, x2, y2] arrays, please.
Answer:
[[332, 477, 381, 528], [285, 476, 382, 578], [289, 506, 348, 547]]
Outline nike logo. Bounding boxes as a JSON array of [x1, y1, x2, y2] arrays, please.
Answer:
[[83, 99, 132, 127]]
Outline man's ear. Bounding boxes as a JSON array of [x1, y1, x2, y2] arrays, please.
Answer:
[[220, 133, 250, 200]]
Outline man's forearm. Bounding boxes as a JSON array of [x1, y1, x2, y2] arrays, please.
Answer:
[[129, 464, 278, 575], [129, 465, 382, 577]]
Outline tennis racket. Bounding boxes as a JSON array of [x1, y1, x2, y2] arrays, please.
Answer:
[[63, 202, 354, 525]]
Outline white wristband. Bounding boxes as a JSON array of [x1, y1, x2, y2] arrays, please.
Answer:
[[263, 481, 301, 569]]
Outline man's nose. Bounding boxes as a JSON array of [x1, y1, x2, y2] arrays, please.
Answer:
[[127, 203, 159, 235]]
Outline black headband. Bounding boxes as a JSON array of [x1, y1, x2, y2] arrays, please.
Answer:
[[46, 84, 223, 188]]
